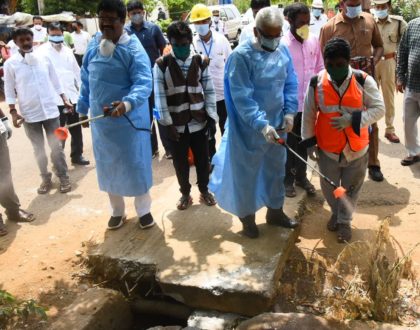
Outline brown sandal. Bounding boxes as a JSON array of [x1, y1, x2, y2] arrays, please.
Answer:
[[200, 192, 217, 206], [177, 195, 192, 210], [401, 155, 420, 166]]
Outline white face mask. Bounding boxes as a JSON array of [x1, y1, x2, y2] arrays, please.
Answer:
[[34, 24, 42, 31], [99, 38, 116, 57]]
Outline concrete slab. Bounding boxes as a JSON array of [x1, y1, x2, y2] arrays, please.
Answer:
[[49, 288, 132, 330], [87, 165, 307, 316]]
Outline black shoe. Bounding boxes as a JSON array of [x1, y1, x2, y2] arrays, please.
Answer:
[[37, 180, 52, 195], [368, 166, 384, 182], [164, 152, 173, 160], [239, 214, 259, 238], [152, 151, 159, 159], [327, 214, 338, 232], [337, 223, 352, 243], [285, 184, 297, 198], [107, 216, 126, 230], [72, 156, 90, 166], [139, 213, 155, 229], [266, 208, 299, 228]]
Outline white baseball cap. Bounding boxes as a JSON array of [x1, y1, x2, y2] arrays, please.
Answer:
[[312, 0, 324, 9]]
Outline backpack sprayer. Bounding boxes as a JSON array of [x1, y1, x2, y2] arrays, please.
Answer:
[[275, 130, 347, 200], [54, 108, 152, 141]]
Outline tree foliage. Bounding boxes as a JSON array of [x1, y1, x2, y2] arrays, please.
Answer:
[[17, 0, 98, 15]]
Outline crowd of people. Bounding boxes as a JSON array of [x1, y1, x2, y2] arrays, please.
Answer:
[[0, 0, 419, 244]]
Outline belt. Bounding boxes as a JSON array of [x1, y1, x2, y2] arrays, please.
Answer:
[[382, 53, 395, 60]]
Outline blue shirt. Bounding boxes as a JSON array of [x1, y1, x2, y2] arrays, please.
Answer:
[[125, 21, 166, 65]]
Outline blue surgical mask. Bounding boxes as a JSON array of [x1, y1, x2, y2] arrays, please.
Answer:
[[195, 24, 210, 37], [260, 35, 280, 52], [375, 8, 388, 19], [346, 5, 362, 19], [312, 8, 322, 17], [49, 35, 64, 44], [131, 13, 143, 25]]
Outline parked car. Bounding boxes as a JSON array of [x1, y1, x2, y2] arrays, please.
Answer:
[[186, 4, 243, 45]]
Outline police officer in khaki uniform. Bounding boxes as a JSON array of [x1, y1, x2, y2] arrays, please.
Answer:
[[374, 0, 407, 143]]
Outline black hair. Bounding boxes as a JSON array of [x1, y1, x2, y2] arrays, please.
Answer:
[[33, 15, 43, 22], [126, 0, 144, 12], [97, 0, 127, 21], [324, 37, 351, 61], [283, 6, 290, 17], [250, 0, 271, 10], [74, 20, 83, 28], [167, 21, 192, 43], [12, 27, 33, 40], [284, 3, 310, 23], [48, 22, 63, 32]]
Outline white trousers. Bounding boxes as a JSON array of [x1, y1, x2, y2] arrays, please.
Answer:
[[403, 89, 420, 157], [108, 192, 152, 218]]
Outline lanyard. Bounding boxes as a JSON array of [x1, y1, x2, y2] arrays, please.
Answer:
[[200, 37, 213, 58]]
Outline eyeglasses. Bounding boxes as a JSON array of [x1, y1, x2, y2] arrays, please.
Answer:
[[98, 17, 121, 24]]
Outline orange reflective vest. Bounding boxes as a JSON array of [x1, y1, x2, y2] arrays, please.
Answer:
[[314, 70, 369, 154]]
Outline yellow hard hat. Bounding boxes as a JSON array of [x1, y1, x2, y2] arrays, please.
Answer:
[[190, 4, 212, 23]]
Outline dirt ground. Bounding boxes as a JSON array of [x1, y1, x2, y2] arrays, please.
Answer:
[[0, 92, 419, 327]]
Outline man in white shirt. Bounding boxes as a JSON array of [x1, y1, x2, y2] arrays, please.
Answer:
[[309, 0, 328, 38], [71, 21, 91, 67], [30, 16, 47, 48], [193, 5, 232, 160], [211, 9, 228, 39], [38, 22, 90, 166], [4, 28, 73, 194], [239, 0, 271, 44]]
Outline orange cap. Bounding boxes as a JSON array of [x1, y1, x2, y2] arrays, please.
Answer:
[[54, 127, 69, 141], [333, 186, 346, 199]]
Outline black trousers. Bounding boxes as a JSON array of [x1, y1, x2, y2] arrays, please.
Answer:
[[0, 133, 20, 215], [59, 105, 84, 160], [209, 99, 228, 160], [284, 112, 308, 185], [169, 127, 210, 195], [149, 92, 172, 155], [75, 54, 83, 67]]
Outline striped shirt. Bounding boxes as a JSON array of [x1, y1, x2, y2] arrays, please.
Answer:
[[397, 17, 420, 93], [154, 52, 217, 133]]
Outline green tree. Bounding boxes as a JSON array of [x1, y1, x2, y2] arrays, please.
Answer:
[[18, 0, 98, 15]]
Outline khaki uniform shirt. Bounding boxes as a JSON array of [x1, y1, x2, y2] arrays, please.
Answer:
[[320, 12, 383, 57], [375, 15, 407, 56]]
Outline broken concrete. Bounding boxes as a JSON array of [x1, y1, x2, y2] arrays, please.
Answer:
[[87, 181, 306, 316], [49, 288, 132, 330], [237, 313, 420, 330]]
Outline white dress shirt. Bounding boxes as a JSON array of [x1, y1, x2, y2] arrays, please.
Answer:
[[193, 32, 232, 102], [72, 30, 91, 55], [37, 42, 81, 105], [211, 18, 227, 36], [31, 26, 47, 46], [6, 40, 19, 56], [310, 14, 328, 38], [239, 22, 255, 44], [4, 51, 64, 123]]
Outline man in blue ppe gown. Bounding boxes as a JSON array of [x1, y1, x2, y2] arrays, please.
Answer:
[[78, 0, 154, 231], [210, 7, 299, 238]]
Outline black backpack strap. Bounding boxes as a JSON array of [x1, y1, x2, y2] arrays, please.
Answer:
[[353, 70, 366, 87], [310, 75, 318, 89], [156, 54, 170, 73]]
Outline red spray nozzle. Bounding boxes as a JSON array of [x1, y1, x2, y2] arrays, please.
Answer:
[[333, 186, 347, 199], [54, 127, 69, 141]]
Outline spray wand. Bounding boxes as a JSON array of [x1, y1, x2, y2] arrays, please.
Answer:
[[54, 108, 152, 141], [276, 136, 346, 199]]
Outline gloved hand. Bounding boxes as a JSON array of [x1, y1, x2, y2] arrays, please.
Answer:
[[331, 111, 352, 131], [0, 117, 12, 139], [308, 146, 319, 161], [261, 124, 280, 144], [284, 114, 294, 133], [79, 116, 89, 128]]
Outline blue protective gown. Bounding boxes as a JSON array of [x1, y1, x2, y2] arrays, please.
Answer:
[[209, 40, 298, 218], [77, 33, 153, 197]]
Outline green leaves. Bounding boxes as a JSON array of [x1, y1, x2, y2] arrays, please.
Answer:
[[0, 289, 48, 328]]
